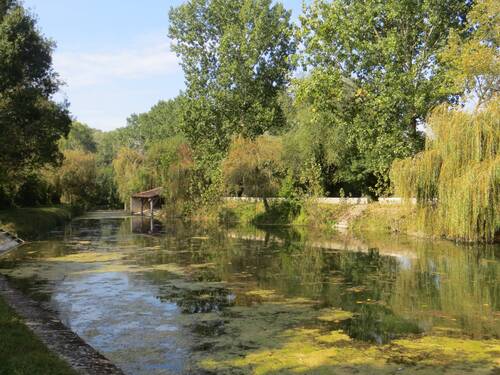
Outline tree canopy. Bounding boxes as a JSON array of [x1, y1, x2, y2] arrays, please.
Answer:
[[0, 0, 71, 205], [391, 0, 499, 243], [169, 0, 296, 155], [298, 0, 472, 194]]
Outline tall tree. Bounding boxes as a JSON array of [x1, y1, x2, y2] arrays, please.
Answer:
[[125, 97, 185, 150], [441, 0, 499, 107], [59, 122, 98, 153], [299, 0, 472, 195], [168, 0, 296, 157], [0, 0, 71, 203]]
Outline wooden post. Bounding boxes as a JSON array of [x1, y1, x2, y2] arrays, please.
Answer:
[[150, 198, 154, 219], [141, 199, 144, 216]]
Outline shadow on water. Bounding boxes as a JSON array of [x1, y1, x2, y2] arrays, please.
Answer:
[[0, 213, 499, 374]]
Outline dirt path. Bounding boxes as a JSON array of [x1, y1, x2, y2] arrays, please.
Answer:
[[0, 275, 125, 375]]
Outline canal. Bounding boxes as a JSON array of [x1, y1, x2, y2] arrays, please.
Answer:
[[0, 212, 498, 374]]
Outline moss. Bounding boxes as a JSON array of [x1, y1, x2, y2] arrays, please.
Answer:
[[201, 326, 500, 375], [387, 336, 500, 367], [44, 251, 125, 263], [317, 308, 354, 322]]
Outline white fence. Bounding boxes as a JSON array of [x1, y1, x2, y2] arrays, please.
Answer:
[[224, 197, 415, 205]]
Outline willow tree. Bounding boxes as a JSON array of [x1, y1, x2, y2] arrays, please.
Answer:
[[144, 137, 195, 211], [391, 100, 499, 242], [51, 150, 98, 208], [391, 0, 499, 243], [112, 147, 148, 209], [222, 135, 284, 210]]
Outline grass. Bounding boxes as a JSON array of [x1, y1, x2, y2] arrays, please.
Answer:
[[218, 201, 266, 224], [294, 201, 352, 228], [0, 206, 74, 240], [0, 295, 76, 375], [350, 203, 416, 235], [219, 199, 357, 229]]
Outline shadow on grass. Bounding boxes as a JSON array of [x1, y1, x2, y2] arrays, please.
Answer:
[[0, 295, 76, 375]]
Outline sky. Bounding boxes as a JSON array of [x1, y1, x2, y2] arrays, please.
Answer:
[[23, 0, 305, 131]]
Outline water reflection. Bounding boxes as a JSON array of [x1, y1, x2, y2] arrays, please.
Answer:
[[131, 216, 163, 235], [0, 215, 498, 374]]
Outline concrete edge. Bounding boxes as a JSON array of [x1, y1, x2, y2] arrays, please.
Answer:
[[0, 275, 125, 375]]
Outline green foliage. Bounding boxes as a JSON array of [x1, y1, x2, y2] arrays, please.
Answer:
[[59, 122, 98, 153], [145, 136, 196, 212], [392, 98, 499, 242], [124, 97, 185, 150], [441, 0, 499, 107], [169, 0, 296, 154], [298, 0, 472, 195], [0, 206, 73, 239], [112, 147, 148, 209], [222, 135, 285, 201], [50, 150, 98, 209], [0, 0, 71, 207], [12, 173, 55, 207]]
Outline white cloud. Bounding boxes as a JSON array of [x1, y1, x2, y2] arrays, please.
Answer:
[[54, 38, 181, 88]]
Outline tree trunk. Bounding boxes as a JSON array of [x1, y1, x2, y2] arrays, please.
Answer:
[[263, 197, 269, 212]]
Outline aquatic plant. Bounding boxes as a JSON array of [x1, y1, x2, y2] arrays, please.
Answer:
[[391, 97, 499, 242]]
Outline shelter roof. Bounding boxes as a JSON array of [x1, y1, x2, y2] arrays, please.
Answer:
[[132, 187, 163, 199]]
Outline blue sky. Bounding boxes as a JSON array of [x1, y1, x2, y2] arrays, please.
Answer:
[[23, 0, 305, 131]]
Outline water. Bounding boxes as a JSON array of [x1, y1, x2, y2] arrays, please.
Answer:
[[0, 213, 499, 374]]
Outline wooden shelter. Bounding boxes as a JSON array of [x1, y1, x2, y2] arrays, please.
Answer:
[[130, 187, 163, 217]]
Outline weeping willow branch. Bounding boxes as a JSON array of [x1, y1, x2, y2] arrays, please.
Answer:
[[391, 97, 499, 242]]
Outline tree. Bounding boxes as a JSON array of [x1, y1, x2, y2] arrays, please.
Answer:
[[299, 0, 472, 195], [52, 150, 98, 208], [112, 147, 148, 209], [144, 136, 195, 211], [441, 0, 499, 107], [125, 97, 185, 150], [0, 0, 71, 205], [59, 122, 98, 153], [222, 135, 284, 209], [168, 0, 296, 156], [391, 97, 499, 243], [391, 0, 499, 243]]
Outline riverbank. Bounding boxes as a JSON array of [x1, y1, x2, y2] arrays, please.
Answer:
[[0, 279, 76, 375], [0, 206, 76, 240], [0, 207, 126, 375], [217, 198, 500, 242], [218, 199, 414, 233], [0, 275, 125, 375]]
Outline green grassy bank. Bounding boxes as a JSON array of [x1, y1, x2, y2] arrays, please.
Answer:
[[218, 199, 414, 234], [0, 206, 76, 240], [219, 200, 354, 227], [0, 206, 78, 374], [0, 296, 76, 375], [218, 199, 499, 242]]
